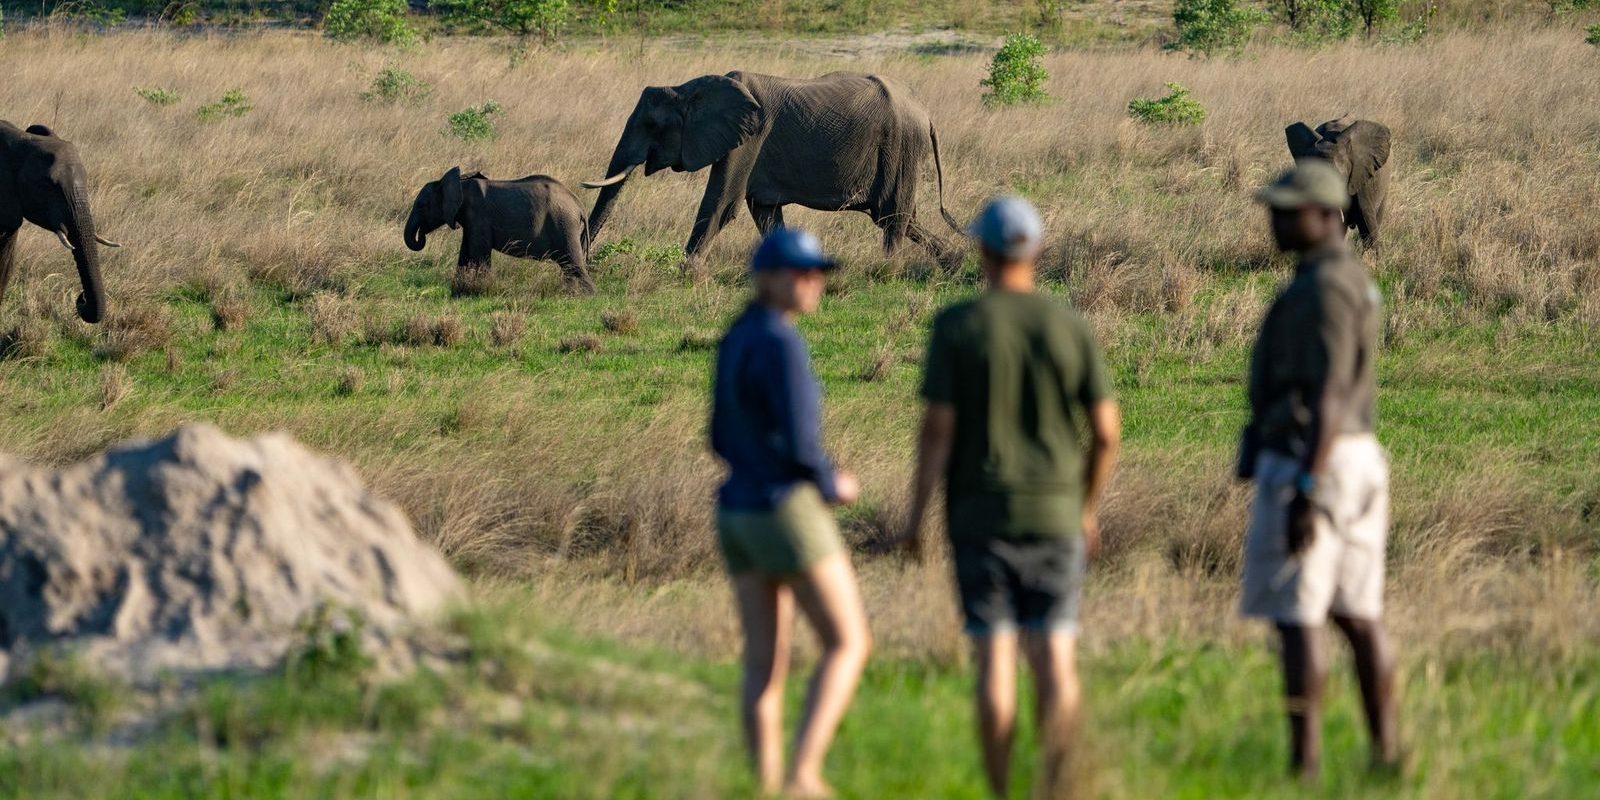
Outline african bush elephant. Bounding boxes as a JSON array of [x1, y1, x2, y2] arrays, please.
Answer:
[[0, 121, 121, 323], [404, 167, 593, 294], [1286, 117, 1392, 250], [582, 71, 964, 273]]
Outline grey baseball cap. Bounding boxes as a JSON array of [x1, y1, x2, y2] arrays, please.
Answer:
[[1255, 159, 1350, 211], [968, 196, 1044, 260]]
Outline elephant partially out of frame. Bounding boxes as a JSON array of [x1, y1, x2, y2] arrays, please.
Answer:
[[582, 70, 965, 273], [1286, 117, 1392, 250], [404, 167, 594, 294], [0, 121, 122, 323]]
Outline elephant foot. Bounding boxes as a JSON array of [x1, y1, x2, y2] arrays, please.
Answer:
[[451, 267, 495, 297]]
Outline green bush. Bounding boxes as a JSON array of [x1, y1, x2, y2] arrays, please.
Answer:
[[1589, 23, 1600, 45], [1346, 0, 1398, 36], [1276, 0, 1355, 39], [134, 87, 182, 106], [447, 101, 503, 141], [1128, 83, 1208, 126], [196, 88, 252, 121], [324, 0, 418, 45], [361, 67, 432, 104], [436, 0, 570, 43], [0, 7, 6, 39], [1167, 0, 1268, 55], [981, 33, 1050, 107], [1549, 0, 1599, 14]]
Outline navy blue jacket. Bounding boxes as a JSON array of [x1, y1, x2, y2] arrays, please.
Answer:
[[711, 304, 839, 511]]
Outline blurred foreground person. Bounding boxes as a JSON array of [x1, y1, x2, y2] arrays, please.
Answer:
[[899, 197, 1121, 797], [710, 228, 871, 798], [1239, 160, 1400, 781]]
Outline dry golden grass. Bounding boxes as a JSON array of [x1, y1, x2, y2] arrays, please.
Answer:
[[0, 27, 1595, 661]]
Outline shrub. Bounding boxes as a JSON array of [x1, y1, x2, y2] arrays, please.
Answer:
[[436, 0, 570, 44], [1551, 0, 1600, 12], [1167, 0, 1268, 55], [447, 101, 503, 141], [489, 312, 527, 347], [196, 88, 251, 121], [1588, 23, 1600, 45], [558, 333, 602, 354], [1276, 0, 1355, 39], [0, 7, 7, 40], [1346, 0, 1398, 36], [324, 0, 418, 46], [360, 67, 432, 105], [981, 33, 1050, 107], [135, 87, 182, 106], [600, 310, 638, 335], [1128, 83, 1208, 126]]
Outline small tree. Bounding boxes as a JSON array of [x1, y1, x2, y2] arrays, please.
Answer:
[[1346, 0, 1398, 36], [436, 0, 571, 44], [447, 101, 504, 142], [981, 34, 1050, 107], [1277, 0, 1354, 38], [1167, 0, 1268, 56], [324, 0, 418, 46]]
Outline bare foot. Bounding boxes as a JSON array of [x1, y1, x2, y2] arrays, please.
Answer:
[[782, 777, 834, 799]]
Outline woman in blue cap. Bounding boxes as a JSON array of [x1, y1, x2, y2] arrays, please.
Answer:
[[710, 227, 870, 798]]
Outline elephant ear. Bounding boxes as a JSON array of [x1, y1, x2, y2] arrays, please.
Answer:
[[25, 124, 57, 138], [440, 167, 464, 229], [678, 75, 763, 172], [1285, 122, 1321, 159], [1340, 120, 1391, 187]]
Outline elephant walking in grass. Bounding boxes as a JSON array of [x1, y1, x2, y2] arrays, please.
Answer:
[[1286, 117, 1392, 251], [404, 168, 594, 295], [583, 71, 965, 274], [0, 122, 121, 323]]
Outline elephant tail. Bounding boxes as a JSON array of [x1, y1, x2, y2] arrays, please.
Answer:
[[929, 122, 964, 236]]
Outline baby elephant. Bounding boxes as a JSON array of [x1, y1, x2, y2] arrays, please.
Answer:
[[1285, 117, 1392, 250], [403, 167, 593, 294]]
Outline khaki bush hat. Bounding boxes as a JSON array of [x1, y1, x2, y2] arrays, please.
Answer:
[[1255, 159, 1350, 211]]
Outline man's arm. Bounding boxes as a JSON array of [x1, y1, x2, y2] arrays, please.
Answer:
[[901, 402, 955, 560], [1287, 285, 1362, 551], [1081, 399, 1121, 560]]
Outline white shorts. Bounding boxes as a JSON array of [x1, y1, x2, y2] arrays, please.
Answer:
[[1240, 434, 1389, 625]]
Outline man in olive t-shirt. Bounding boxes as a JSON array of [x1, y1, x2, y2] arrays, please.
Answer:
[[898, 196, 1122, 798], [1240, 160, 1399, 782]]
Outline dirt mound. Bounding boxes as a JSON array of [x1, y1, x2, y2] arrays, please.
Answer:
[[0, 424, 463, 684]]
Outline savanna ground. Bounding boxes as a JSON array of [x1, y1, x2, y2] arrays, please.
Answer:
[[1, 9, 1599, 798]]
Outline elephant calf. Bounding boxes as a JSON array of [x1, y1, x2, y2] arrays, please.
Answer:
[[1285, 117, 1392, 250], [404, 167, 593, 294]]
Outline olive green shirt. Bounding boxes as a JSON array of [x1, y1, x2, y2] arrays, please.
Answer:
[[921, 291, 1114, 540], [1247, 243, 1380, 459]]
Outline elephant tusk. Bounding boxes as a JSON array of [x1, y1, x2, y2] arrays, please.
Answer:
[[581, 169, 634, 190], [55, 230, 75, 251], [95, 235, 123, 248]]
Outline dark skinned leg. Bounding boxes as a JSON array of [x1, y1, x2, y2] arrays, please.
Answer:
[[1332, 614, 1399, 768], [1277, 623, 1328, 782]]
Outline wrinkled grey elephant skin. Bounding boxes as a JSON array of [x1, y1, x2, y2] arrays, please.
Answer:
[[405, 167, 594, 294], [0, 121, 122, 324], [584, 71, 965, 272], [1286, 117, 1392, 250]]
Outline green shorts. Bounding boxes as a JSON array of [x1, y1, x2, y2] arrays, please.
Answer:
[[717, 484, 843, 576]]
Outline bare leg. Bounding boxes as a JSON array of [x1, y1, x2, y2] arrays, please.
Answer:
[[1332, 615, 1399, 768], [1022, 631, 1082, 797], [973, 631, 1019, 798], [1277, 623, 1328, 782], [733, 573, 795, 795], [784, 554, 871, 799]]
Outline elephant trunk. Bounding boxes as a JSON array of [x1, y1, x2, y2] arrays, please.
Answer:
[[65, 186, 106, 324], [403, 207, 427, 252], [585, 137, 644, 247]]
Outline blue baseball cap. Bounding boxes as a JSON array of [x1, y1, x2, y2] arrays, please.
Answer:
[[968, 196, 1044, 260], [750, 228, 837, 272]]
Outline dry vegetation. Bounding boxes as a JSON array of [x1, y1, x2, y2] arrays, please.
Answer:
[[0, 25, 1596, 672]]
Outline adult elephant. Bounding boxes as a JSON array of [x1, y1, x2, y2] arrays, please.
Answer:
[[1285, 117, 1392, 250], [582, 71, 964, 273], [0, 121, 120, 323]]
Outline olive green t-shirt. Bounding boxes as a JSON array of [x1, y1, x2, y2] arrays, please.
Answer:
[[1247, 243, 1380, 458], [920, 291, 1114, 541]]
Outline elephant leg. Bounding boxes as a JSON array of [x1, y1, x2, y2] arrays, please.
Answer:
[[0, 229, 17, 307], [747, 200, 785, 235], [905, 219, 965, 271], [452, 227, 495, 297], [683, 157, 754, 276], [556, 228, 596, 295]]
